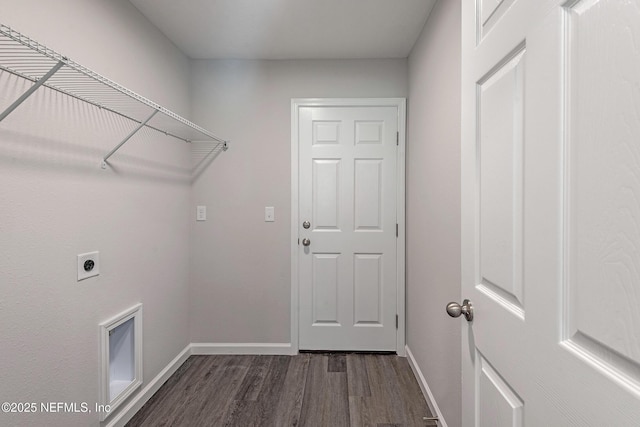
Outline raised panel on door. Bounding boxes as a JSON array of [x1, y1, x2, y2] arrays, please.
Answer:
[[563, 0, 640, 390], [313, 121, 341, 145], [477, 352, 524, 427], [312, 253, 340, 325], [354, 159, 383, 231], [355, 120, 384, 145], [477, 46, 525, 318], [313, 159, 341, 231], [353, 253, 383, 326], [477, 0, 518, 43]]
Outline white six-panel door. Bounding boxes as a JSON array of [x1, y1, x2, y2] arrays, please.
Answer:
[[461, 0, 640, 425], [294, 100, 404, 352]]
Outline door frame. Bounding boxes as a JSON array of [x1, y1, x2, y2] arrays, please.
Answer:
[[290, 98, 407, 355]]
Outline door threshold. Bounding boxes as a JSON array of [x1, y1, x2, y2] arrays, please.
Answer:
[[299, 350, 397, 355]]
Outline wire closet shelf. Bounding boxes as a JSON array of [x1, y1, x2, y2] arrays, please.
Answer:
[[0, 23, 228, 169]]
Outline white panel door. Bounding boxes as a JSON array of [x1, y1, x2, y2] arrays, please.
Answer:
[[297, 102, 400, 351], [461, 0, 640, 425]]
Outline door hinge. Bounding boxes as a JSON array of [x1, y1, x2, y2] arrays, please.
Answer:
[[396, 223, 398, 237], [396, 131, 399, 146], [298, 238, 300, 245], [396, 314, 399, 329]]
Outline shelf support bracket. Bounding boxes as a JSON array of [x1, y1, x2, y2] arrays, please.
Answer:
[[0, 60, 65, 123], [102, 109, 158, 169]]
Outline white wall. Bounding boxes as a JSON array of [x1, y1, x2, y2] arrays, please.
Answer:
[[0, 1, 192, 425], [407, 0, 462, 425], [189, 59, 408, 343]]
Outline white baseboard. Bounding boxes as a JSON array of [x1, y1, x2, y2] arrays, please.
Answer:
[[406, 345, 448, 427], [191, 342, 293, 355], [105, 344, 192, 427]]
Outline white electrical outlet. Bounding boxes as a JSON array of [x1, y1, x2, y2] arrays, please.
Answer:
[[78, 251, 100, 281]]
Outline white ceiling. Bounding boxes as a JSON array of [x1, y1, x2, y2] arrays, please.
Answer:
[[129, 0, 436, 60]]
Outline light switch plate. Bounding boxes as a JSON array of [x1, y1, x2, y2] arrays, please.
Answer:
[[197, 205, 207, 221], [265, 206, 275, 222], [78, 251, 99, 281]]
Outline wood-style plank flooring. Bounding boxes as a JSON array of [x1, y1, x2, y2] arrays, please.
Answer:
[[126, 353, 434, 426]]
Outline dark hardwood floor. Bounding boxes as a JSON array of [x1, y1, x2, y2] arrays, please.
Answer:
[[126, 353, 434, 426]]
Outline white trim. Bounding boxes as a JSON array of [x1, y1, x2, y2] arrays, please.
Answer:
[[291, 99, 301, 355], [191, 343, 294, 355], [105, 344, 191, 427], [406, 345, 448, 427], [396, 98, 407, 357], [290, 98, 407, 355]]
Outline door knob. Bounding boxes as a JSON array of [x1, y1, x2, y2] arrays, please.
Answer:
[[302, 238, 311, 246], [302, 221, 311, 229], [446, 299, 473, 321]]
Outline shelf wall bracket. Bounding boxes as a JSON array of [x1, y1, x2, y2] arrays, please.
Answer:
[[0, 60, 65, 123], [101, 109, 158, 169]]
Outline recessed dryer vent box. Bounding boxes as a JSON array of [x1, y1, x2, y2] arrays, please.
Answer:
[[99, 303, 142, 421], [77, 251, 99, 281]]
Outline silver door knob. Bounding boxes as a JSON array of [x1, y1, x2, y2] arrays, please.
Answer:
[[446, 299, 473, 321], [302, 238, 311, 246], [302, 221, 311, 229]]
